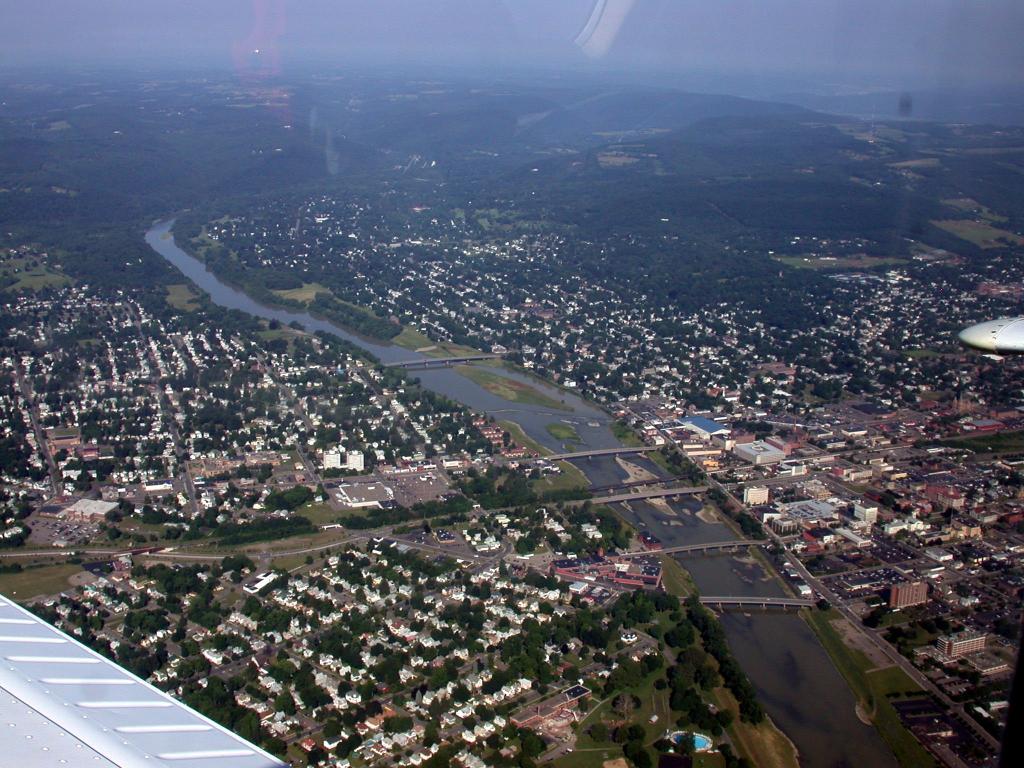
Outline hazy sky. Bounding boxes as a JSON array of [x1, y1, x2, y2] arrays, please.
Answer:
[[2, 1, 1022, 88]]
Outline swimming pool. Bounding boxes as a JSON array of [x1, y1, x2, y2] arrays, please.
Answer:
[[669, 731, 713, 752]]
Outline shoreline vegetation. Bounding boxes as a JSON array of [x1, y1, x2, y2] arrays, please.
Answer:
[[546, 422, 582, 444], [454, 363, 573, 411], [801, 609, 937, 768], [172, 225, 401, 342]]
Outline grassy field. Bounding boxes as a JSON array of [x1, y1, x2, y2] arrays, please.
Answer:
[[272, 282, 330, 304], [0, 564, 81, 601], [775, 255, 908, 271], [932, 219, 1024, 249], [802, 609, 936, 768], [456, 364, 572, 411], [611, 421, 645, 447], [532, 461, 590, 494], [392, 325, 485, 358], [497, 419, 550, 456], [939, 429, 1024, 455], [392, 326, 436, 350], [889, 158, 941, 169], [560, 674, 672, 768], [707, 686, 799, 768], [649, 449, 684, 478], [165, 283, 201, 311], [297, 502, 342, 526], [659, 553, 697, 597], [942, 197, 1007, 222], [547, 422, 582, 443], [1, 257, 71, 292]]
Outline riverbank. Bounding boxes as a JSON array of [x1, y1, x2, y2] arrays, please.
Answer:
[[707, 686, 800, 768], [801, 609, 936, 768], [170, 224, 402, 345], [455, 364, 573, 411]]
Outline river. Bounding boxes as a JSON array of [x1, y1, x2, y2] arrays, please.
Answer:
[[146, 219, 897, 768]]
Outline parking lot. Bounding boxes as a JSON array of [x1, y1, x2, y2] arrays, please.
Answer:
[[28, 515, 97, 546]]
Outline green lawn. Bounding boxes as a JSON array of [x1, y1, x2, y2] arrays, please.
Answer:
[[1, 256, 71, 292], [942, 198, 1007, 222], [550, 750, 619, 768], [939, 429, 1024, 455], [802, 609, 937, 768], [498, 420, 550, 456], [456, 364, 572, 411], [568, 674, 670, 765], [272, 282, 330, 304], [0, 564, 82, 601], [775, 255, 908, 271], [533, 461, 590, 494], [660, 554, 697, 597], [297, 502, 343, 526], [932, 219, 1024, 249], [611, 421, 645, 447], [547, 422, 582, 443], [165, 283, 201, 311], [706, 686, 798, 768], [392, 326, 436, 351], [393, 325, 486, 358]]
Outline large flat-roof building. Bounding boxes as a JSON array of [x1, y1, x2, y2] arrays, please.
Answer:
[[890, 580, 928, 609], [62, 498, 118, 522], [937, 630, 987, 659], [679, 416, 731, 441], [744, 486, 770, 505], [733, 440, 786, 465]]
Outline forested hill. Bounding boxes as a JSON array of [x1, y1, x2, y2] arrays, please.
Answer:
[[516, 88, 810, 145], [1, 68, 1021, 317]]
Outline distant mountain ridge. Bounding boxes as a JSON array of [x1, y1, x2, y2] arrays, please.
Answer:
[[516, 89, 810, 145]]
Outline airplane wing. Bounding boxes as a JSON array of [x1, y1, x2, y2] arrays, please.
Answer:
[[0, 593, 286, 768]]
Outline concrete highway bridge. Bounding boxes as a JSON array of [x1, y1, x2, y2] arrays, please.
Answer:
[[615, 539, 765, 558], [539, 445, 662, 462], [383, 353, 504, 368], [587, 477, 677, 493], [592, 486, 703, 504], [699, 596, 814, 610]]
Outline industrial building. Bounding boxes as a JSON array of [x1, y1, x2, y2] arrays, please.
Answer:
[[733, 440, 786, 465]]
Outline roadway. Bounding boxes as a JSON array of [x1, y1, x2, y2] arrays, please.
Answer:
[[383, 353, 504, 368], [538, 445, 661, 461], [591, 486, 702, 504], [699, 595, 814, 609], [131, 303, 199, 517], [13, 361, 59, 496], [614, 540, 763, 558]]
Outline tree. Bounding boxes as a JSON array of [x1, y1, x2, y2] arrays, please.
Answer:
[[613, 693, 637, 720], [274, 690, 296, 716], [519, 729, 545, 758]]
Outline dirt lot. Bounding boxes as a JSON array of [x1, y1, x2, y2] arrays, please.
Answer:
[[831, 615, 892, 670]]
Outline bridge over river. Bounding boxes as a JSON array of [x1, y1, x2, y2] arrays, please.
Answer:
[[591, 486, 703, 504], [699, 596, 814, 610], [615, 539, 766, 558], [537, 445, 662, 462], [383, 353, 504, 368]]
